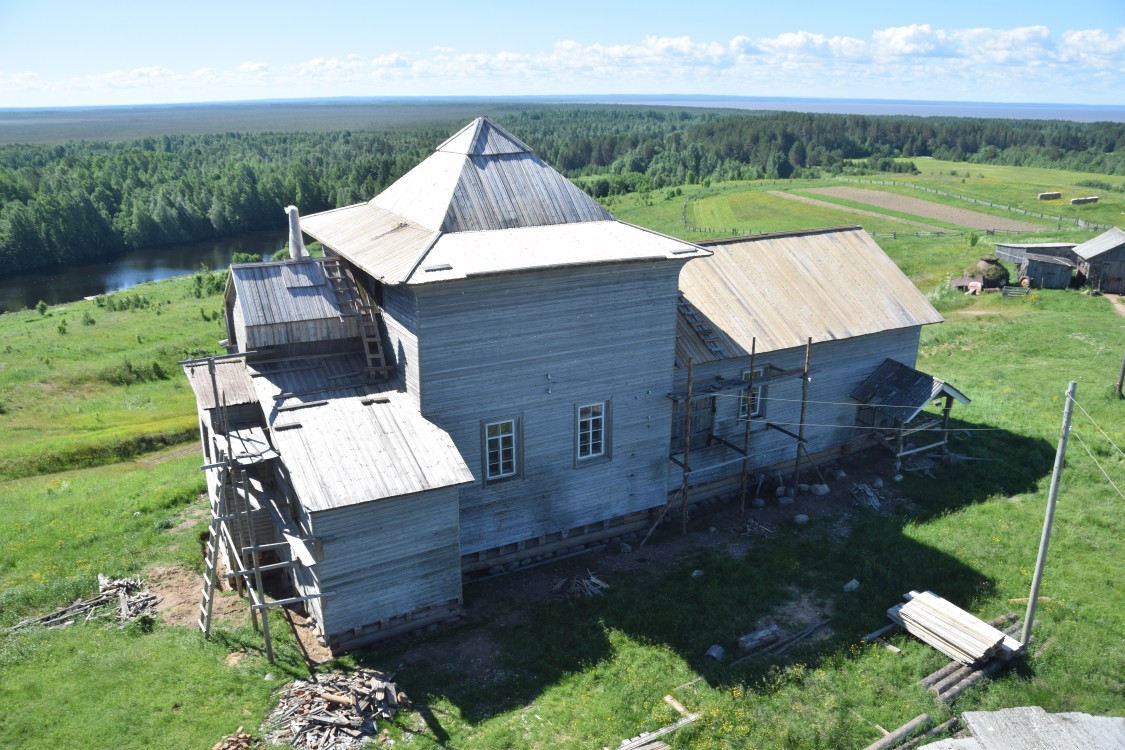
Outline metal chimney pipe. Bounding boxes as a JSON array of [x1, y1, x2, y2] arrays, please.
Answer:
[[285, 205, 308, 260]]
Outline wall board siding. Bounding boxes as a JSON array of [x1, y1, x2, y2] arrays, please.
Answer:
[[413, 261, 687, 555], [306, 486, 462, 638], [671, 327, 922, 488], [381, 286, 421, 405]]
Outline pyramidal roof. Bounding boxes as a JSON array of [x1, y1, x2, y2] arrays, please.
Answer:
[[299, 117, 707, 285], [368, 116, 613, 233]]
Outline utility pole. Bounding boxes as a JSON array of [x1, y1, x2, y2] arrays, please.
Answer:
[[1022, 381, 1076, 646]]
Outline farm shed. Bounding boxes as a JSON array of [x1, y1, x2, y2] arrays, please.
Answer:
[[851, 358, 970, 470], [668, 227, 956, 497], [1073, 226, 1125, 294], [184, 118, 964, 654], [994, 242, 1077, 289]]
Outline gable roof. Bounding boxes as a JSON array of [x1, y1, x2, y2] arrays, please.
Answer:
[[850, 358, 969, 424], [1074, 226, 1125, 260], [300, 117, 707, 285], [676, 227, 944, 362]]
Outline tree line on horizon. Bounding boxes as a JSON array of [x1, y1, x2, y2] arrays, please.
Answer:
[[1, 108, 1123, 275]]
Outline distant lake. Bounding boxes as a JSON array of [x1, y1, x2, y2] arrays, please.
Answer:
[[0, 230, 286, 314]]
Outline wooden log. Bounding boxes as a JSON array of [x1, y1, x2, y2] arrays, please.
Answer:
[[861, 714, 930, 750], [662, 695, 689, 716], [939, 660, 1004, 703], [861, 622, 899, 642], [896, 718, 959, 749], [737, 624, 781, 652], [919, 660, 961, 688], [931, 665, 974, 695]]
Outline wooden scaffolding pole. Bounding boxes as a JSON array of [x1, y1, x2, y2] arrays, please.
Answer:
[[680, 358, 694, 536], [738, 339, 757, 518], [792, 338, 811, 487]]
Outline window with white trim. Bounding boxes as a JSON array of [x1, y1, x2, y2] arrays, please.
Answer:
[[577, 402, 607, 459], [739, 368, 765, 420], [484, 419, 517, 480]]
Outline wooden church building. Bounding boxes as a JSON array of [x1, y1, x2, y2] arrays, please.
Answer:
[[183, 118, 962, 654]]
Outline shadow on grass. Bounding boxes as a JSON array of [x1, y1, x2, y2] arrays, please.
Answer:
[[352, 423, 1053, 729]]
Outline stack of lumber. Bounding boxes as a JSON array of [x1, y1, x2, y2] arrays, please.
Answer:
[[263, 670, 406, 749], [4, 574, 159, 632], [552, 569, 610, 598], [888, 591, 1014, 665], [726, 519, 777, 536]]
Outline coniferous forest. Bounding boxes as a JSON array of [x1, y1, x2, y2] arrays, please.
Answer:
[[1, 106, 1123, 274]]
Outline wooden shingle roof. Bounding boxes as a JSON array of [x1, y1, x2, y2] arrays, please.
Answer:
[[850, 358, 969, 425], [229, 257, 347, 327]]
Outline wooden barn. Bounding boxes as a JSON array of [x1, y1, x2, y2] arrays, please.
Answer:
[[183, 118, 964, 654], [1074, 227, 1125, 294], [993, 242, 1077, 289]]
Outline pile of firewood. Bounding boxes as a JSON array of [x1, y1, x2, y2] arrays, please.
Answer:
[[551, 570, 610, 598], [263, 670, 407, 749], [5, 574, 159, 633], [210, 727, 261, 750]]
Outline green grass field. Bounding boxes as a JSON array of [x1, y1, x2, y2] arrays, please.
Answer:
[[0, 161, 1122, 749]]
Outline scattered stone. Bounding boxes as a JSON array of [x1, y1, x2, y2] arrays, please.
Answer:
[[843, 579, 861, 592], [691, 569, 704, 579], [894, 474, 904, 482], [705, 644, 726, 661], [793, 514, 810, 525], [775, 485, 788, 498], [810, 483, 830, 496], [709, 526, 718, 534], [751, 497, 766, 508], [619, 542, 633, 554], [872, 477, 884, 489], [778, 496, 795, 506], [798, 483, 810, 494], [833, 468, 847, 480]]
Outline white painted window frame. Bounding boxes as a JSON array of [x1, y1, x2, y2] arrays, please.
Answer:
[[739, 368, 765, 420], [575, 400, 611, 463]]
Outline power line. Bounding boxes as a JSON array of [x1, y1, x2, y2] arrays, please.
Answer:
[[1070, 429, 1125, 503], [1069, 395, 1125, 460]]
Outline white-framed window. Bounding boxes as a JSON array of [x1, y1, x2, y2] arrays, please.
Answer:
[[483, 418, 518, 481], [576, 401, 609, 460], [739, 368, 765, 420]]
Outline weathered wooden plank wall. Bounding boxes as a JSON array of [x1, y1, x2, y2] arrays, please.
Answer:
[[307, 486, 462, 641], [381, 285, 421, 404], [671, 327, 922, 488], [413, 261, 688, 555]]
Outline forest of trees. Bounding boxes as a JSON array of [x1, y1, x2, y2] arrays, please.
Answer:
[[2, 107, 1123, 274]]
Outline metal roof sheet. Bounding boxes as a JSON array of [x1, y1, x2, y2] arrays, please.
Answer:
[[299, 203, 437, 282], [850, 358, 969, 424], [230, 258, 346, 327], [676, 227, 944, 361], [182, 357, 257, 410], [411, 221, 709, 284], [249, 353, 473, 511], [1074, 226, 1125, 260]]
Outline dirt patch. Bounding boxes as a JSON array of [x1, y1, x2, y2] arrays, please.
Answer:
[[769, 190, 942, 230], [803, 187, 1042, 231], [146, 564, 247, 628], [1105, 293, 1125, 317]]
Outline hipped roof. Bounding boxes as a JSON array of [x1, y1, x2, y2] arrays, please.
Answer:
[[676, 227, 944, 363], [300, 117, 707, 285]]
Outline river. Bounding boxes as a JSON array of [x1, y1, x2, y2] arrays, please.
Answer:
[[0, 229, 287, 314]]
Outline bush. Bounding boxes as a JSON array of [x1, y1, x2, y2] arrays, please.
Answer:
[[56, 319, 67, 335], [35, 300, 47, 316], [81, 310, 96, 326]]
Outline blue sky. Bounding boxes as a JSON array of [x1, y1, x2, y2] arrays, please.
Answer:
[[1, 0, 1122, 107]]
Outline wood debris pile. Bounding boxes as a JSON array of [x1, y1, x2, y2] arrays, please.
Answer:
[[551, 570, 610, 598], [5, 574, 159, 633], [888, 591, 1021, 666], [726, 519, 776, 536], [263, 670, 406, 749], [210, 726, 262, 750], [850, 483, 883, 510]]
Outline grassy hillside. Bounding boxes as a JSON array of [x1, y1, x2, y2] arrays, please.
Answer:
[[0, 162, 1122, 749]]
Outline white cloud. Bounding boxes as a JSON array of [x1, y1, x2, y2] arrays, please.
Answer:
[[237, 61, 269, 73]]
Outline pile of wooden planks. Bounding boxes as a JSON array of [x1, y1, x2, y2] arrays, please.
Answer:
[[263, 670, 406, 749], [726, 519, 777, 536], [920, 615, 1027, 704], [5, 574, 159, 633], [552, 569, 610, 598], [888, 591, 1020, 665]]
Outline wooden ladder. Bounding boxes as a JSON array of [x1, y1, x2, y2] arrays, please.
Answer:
[[197, 467, 234, 637], [322, 257, 392, 381]]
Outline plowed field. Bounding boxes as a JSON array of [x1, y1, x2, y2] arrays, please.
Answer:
[[804, 186, 1043, 231]]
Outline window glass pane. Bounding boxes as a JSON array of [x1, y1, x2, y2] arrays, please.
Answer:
[[485, 420, 516, 478]]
